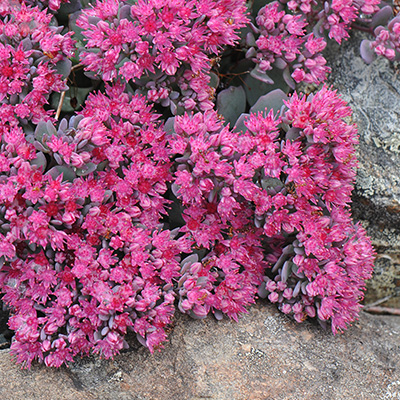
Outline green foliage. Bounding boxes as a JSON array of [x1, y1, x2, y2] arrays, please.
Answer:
[[217, 85, 246, 126]]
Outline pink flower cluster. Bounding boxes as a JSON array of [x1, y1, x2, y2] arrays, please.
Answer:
[[247, 2, 330, 86], [368, 14, 400, 60], [0, 83, 192, 368], [0, 0, 378, 369], [6, 0, 70, 12], [0, 1, 74, 126], [253, 89, 375, 332], [77, 0, 248, 113], [285, 0, 380, 43], [168, 111, 268, 320], [169, 86, 374, 333], [246, 0, 386, 87]]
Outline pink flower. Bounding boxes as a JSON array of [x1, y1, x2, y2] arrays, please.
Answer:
[[250, 2, 330, 86]]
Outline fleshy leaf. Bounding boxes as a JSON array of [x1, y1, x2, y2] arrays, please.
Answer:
[[55, 59, 72, 80], [213, 310, 224, 320], [250, 89, 288, 115], [34, 121, 48, 142], [250, 66, 274, 84], [273, 58, 287, 70], [75, 162, 97, 177], [388, 15, 400, 31], [46, 120, 57, 137], [47, 166, 76, 182], [181, 254, 199, 268], [163, 117, 175, 134], [244, 67, 289, 106], [286, 127, 302, 140], [21, 37, 32, 51], [233, 113, 250, 134], [208, 72, 220, 89], [58, 118, 68, 134], [30, 152, 47, 170], [257, 282, 268, 299], [371, 5, 393, 29], [118, 4, 132, 19], [217, 85, 246, 127], [33, 141, 49, 153], [281, 261, 292, 283], [70, 115, 85, 129], [260, 177, 284, 192], [246, 32, 257, 47], [283, 67, 296, 90], [360, 40, 375, 64]]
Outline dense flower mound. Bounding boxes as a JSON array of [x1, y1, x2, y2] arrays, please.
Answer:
[[0, 83, 194, 368], [0, 1, 74, 125], [169, 87, 374, 332], [77, 0, 248, 113], [5, 0, 70, 12], [167, 111, 269, 320], [247, 2, 330, 86], [252, 88, 376, 332], [0, 0, 382, 369], [285, 0, 380, 43]]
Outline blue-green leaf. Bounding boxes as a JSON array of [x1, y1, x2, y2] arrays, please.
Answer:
[[47, 166, 76, 182], [233, 113, 250, 134], [250, 66, 274, 84], [250, 89, 288, 115], [360, 40, 375, 64], [34, 121, 47, 140], [371, 6, 393, 29], [217, 85, 246, 127], [55, 59, 72, 80], [75, 162, 97, 176], [30, 152, 47, 170], [208, 71, 220, 89]]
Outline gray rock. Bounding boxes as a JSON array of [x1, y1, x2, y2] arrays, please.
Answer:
[[0, 303, 399, 400], [326, 31, 400, 307]]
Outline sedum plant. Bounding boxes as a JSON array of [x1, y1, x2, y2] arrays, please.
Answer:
[[168, 87, 374, 333], [3, 0, 398, 368]]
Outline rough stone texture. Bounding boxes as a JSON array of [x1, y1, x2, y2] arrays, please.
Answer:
[[0, 303, 399, 400], [326, 31, 400, 307]]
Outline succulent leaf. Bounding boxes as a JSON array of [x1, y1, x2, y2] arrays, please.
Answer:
[[47, 165, 76, 182], [360, 40, 376, 64], [250, 89, 288, 115], [250, 66, 274, 84], [370, 5, 393, 29], [217, 85, 246, 127], [233, 113, 250, 134], [55, 59, 72, 80], [75, 162, 97, 176], [30, 152, 47, 170], [34, 121, 49, 142]]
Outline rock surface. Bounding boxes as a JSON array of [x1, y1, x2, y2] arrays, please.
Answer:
[[326, 31, 400, 307], [0, 303, 399, 400]]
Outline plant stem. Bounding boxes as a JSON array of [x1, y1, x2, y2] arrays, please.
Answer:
[[364, 294, 394, 309], [364, 306, 400, 316], [55, 90, 66, 120], [351, 23, 373, 34]]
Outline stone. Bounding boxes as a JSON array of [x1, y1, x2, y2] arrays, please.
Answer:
[[0, 303, 399, 400], [325, 31, 400, 307]]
